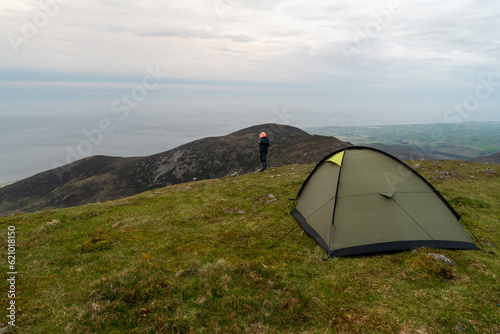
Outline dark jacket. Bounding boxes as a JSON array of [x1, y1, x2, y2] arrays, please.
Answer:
[[259, 137, 270, 153]]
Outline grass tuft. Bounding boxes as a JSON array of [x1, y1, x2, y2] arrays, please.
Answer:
[[81, 236, 113, 253], [406, 251, 455, 281]]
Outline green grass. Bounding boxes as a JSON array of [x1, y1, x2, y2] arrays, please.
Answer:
[[1, 161, 499, 333]]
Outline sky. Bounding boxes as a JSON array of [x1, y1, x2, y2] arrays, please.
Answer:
[[1, 0, 499, 184]]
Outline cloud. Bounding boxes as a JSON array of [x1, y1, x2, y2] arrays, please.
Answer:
[[3, 0, 497, 75], [1, 0, 498, 113], [129, 25, 255, 43]]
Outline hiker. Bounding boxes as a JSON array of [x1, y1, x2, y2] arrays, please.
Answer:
[[258, 132, 270, 171]]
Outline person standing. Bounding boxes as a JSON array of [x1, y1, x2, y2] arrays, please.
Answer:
[[258, 132, 270, 172]]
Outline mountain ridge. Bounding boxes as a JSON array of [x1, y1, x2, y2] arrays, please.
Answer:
[[0, 123, 351, 215]]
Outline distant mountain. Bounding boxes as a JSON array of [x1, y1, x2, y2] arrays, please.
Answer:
[[470, 152, 500, 164], [0, 124, 351, 215]]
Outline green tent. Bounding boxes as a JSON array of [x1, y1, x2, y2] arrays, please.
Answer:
[[292, 146, 478, 257]]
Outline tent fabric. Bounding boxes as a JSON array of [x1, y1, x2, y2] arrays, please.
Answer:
[[292, 146, 478, 257], [326, 151, 344, 166]]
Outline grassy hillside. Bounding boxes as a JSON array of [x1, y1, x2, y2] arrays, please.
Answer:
[[1, 161, 499, 333]]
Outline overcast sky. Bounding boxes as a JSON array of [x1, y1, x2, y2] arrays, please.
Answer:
[[1, 0, 499, 183]]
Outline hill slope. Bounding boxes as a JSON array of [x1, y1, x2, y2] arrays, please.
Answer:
[[0, 124, 351, 215], [307, 121, 500, 160], [0, 160, 498, 333], [471, 152, 500, 164]]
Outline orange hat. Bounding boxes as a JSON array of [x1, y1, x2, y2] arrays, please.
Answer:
[[260, 132, 266, 138]]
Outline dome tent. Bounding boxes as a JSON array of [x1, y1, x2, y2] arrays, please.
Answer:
[[291, 146, 478, 257]]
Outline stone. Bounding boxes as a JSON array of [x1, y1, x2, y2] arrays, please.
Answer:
[[428, 253, 453, 266], [486, 168, 497, 175], [266, 193, 277, 204]]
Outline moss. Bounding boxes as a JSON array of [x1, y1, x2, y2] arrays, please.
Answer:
[[406, 252, 455, 280], [81, 237, 112, 252]]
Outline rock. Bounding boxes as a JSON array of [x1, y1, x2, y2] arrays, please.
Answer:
[[428, 253, 453, 266], [413, 164, 421, 169], [486, 168, 497, 175], [266, 193, 277, 204], [223, 209, 245, 214]]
